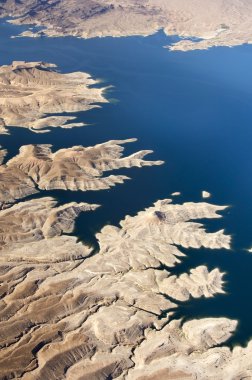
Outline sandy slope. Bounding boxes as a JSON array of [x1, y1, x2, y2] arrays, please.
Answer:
[[1, 0, 252, 50]]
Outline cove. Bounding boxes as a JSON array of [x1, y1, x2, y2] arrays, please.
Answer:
[[1, 19, 252, 347]]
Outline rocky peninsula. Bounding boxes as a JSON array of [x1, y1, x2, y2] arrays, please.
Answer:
[[1, 1, 252, 51], [0, 7, 250, 375], [1, 195, 252, 379], [0, 138, 163, 207], [0, 61, 107, 134]]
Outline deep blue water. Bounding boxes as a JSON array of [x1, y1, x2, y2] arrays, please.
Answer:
[[1, 20, 252, 347]]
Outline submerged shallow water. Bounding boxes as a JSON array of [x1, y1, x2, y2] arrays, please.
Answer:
[[1, 20, 252, 347]]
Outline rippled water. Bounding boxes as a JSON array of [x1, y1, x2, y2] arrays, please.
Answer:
[[1, 19, 252, 347]]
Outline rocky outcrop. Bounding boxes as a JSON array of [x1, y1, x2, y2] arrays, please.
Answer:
[[0, 197, 99, 262], [2, 1, 252, 51], [0, 61, 107, 133], [1, 196, 248, 380], [127, 318, 252, 380], [0, 139, 163, 207]]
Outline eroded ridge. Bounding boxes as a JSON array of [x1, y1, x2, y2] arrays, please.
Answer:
[[0, 138, 163, 207], [0, 197, 100, 263], [2, 1, 252, 51], [1, 197, 251, 380], [0, 61, 108, 134]]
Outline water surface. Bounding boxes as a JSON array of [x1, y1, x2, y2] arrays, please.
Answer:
[[1, 20, 252, 347]]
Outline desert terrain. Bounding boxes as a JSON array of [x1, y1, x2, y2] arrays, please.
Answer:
[[1, 1, 252, 50], [0, 2, 252, 378]]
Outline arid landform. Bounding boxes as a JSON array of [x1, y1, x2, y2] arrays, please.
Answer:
[[0, 61, 107, 134], [0, 59, 251, 379], [0, 2, 252, 379], [2, 195, 252, 380], [1, 0, 252, 50]]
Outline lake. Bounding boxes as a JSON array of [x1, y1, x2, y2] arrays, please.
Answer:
[[1, 19, 252, 347]]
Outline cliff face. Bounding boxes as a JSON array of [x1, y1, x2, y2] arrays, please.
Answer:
[[2, 0, 252, 50]]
